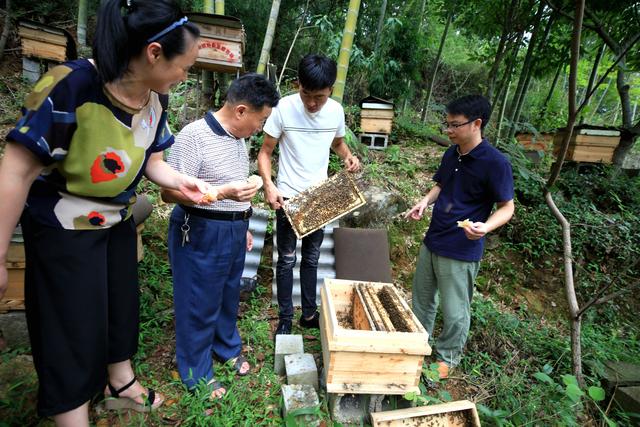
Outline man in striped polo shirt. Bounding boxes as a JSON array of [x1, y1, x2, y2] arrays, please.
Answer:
[[258, 54, 361, 336], [161, 74, 279, 399]]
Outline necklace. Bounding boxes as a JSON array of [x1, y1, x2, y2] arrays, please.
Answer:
[[105, 83, 151, 111], [456, 145, 470, 160]]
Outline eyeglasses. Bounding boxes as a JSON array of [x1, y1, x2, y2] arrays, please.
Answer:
[[440, 118, 476, 132]]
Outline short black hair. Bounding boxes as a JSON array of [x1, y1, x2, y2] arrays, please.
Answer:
[[93, 0, 200, 83], [297, 54, 337, 91], [446, 95, 491, 131], [226, 73, 280, 110]]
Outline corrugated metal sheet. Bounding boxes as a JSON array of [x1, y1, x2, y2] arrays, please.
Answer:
[[241, 207, 270, 280], [271, 219, 337, 306]]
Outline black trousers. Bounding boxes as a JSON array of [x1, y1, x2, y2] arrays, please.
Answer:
[[21, 212, 139, 417]]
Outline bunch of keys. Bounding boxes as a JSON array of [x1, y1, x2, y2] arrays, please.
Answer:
[[181, 214, 190, 247]]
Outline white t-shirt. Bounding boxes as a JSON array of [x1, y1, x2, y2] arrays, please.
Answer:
[[263, 93, 346, 198]]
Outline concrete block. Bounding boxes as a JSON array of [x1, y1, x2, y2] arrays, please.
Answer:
[[281, 384, 320, 427], [274, 334, 303, 375], [0, 312, 30, 350], [613, 386, 640, 414], [603, 361, 640, 390], [285, 353, 319, 390], [328, 393, 368, 425]]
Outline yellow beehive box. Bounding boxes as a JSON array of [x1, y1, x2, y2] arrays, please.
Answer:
[[1, 241, 26, 312], [18, 19, 76, 62], [553, 126, 620, 164], [360, 96, 394, 135], [320, 278, 431, 395]]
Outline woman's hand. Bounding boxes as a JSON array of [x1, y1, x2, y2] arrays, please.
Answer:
[[177, 175, 214, 205]]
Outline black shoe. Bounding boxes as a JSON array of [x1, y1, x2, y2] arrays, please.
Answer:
[[275, 319, 292, 335], [299, 311, 320, 329]]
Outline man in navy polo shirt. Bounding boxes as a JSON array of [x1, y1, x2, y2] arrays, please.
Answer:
[[405, 95, 514, 379]]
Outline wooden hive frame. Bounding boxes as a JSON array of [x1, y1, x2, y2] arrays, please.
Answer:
[[282, 171, 365, 239], [370, 400, 482, 426], [320, 279, 431, 395]]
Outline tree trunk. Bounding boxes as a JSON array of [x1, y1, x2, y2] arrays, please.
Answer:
[[421, 8, 453, 123], [538, 57, 565, 125], [0, 0, 10, 62], [403, 0, 428, 112], [492, 31, 522, 116], [277, 0, 311, 89], [486, 0, 518, 102], [257, 0, 282, 75], [507, 0, 545, 139], [588, 77, 611, 123], [496, 81, 511, 141], [215, 0, 224, 14], [374, 0, 388, 53], [544, 0, 585, 386], [77, 0, 88, 47], [612, 60, 636, 165], [202, 0, 216, 96], [418, 0, 427, 32], [332, 0, 362, 104], [578, 42, 605, 124], [486, 28, 509, 102]]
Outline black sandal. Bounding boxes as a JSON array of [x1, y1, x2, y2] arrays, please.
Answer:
[[104, 376, 161, 413], [230, 355, 251, 376]]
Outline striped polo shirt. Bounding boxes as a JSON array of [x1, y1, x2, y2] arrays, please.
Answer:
[[167, 112, 250, 212]]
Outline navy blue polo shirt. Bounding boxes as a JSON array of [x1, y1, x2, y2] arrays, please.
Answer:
[[424, 139, 514, 262]]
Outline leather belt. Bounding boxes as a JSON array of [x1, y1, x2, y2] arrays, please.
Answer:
[[180, 205, 252, 221]]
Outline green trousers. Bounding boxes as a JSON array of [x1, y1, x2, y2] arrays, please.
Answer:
[[412, 244, 480, 367]]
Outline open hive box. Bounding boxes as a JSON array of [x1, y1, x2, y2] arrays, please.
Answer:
[[320, 279, 431, 395], [283, 171, 365, 239], [370, 400, 481, 426]]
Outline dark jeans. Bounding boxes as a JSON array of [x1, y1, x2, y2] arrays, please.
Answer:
[[275, 208, 324, 320]]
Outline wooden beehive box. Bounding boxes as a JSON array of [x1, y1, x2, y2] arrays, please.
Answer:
[[187, 13, 245, 73], [370, 400, 481, 426], [283, 171, 365, 239], [1, 228, 26, 313], [553, 125, 620, 164], [18, 20, 76, 62], [360, 96, 394, 135], [515, 132, 553, 151], [320, 278, 431, 395]]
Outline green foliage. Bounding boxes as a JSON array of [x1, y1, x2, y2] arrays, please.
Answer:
[[462, 296, 639, 426], [503, 164, 640, 303], [392, 112, 442, 146]]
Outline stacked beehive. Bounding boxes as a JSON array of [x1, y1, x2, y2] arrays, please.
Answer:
[[359, 96, 395, 150]]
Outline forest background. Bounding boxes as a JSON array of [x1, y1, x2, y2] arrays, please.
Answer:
[[0, 0, 639, 426]]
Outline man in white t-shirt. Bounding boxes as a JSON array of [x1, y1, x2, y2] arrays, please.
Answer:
[[258, 54, 360, 335]]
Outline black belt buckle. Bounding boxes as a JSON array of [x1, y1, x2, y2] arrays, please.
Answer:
[[242, 207, 253, 220]]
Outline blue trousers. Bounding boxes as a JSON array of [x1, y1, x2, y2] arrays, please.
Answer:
[[275, 208, 324, 320], [168, 205, 248, 388]]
